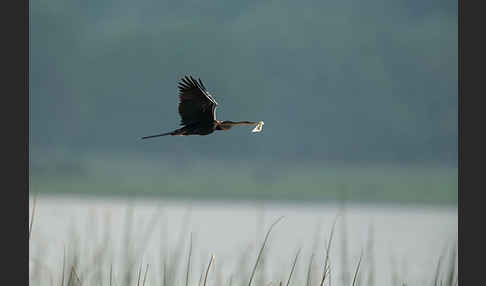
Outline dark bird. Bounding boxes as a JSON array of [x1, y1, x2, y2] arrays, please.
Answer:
[[141, 75, 264, 139]]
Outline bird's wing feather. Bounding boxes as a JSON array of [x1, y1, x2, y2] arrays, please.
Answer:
[[177, 76, 218, 126]]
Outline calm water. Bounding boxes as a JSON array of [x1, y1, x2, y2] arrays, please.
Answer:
[[29, 195, 457, 286]]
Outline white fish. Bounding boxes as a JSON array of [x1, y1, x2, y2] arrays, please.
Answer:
[[252, 121, 264, 133]]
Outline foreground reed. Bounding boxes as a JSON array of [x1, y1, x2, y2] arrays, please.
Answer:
[[28, 202, 457, 286]]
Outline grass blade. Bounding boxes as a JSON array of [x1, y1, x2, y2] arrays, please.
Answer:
[[109, 263, 113, 286], [434, 251, 445, 286], [143, 264, 150, 286], [319, 216, 339, 286], [137, 263, 142, 286], [199, 266, 205, 286], [306, 253, 315, 286], [286, 248, 301, 286], [29, 193, 37, 241], [186, 233, 193, 286], [351, 253, 363, 286], [203, 255, 215, 286], [61, 246, 66, 286], [228, 275, 233, 286], [248, 216, 284, 286], [447, 243, 457, 286], [163, 260, 167, 286]]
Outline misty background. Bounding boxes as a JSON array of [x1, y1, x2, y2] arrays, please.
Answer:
[[29, 0, 458, 204]]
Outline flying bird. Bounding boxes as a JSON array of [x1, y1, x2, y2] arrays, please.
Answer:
[[141, 75, 264, 139]]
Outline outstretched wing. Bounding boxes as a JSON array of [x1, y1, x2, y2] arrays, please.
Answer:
[[177, 75, 218, 126]]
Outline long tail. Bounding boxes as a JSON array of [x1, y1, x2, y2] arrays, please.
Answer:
[[141, 131, 173, 139]]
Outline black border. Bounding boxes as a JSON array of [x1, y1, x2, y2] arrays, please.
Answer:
[[6, 0, 29, 283], [459, 0, 482, 284]]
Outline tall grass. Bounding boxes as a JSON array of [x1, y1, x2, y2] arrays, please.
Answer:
[[28, 202, 457, 286]]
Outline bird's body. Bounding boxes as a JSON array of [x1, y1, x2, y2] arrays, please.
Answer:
[[141, 75, 263, 139]]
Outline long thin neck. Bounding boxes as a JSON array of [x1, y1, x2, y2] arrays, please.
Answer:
[[223, 120, 258, 126]]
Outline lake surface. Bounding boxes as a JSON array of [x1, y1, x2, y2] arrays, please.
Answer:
[[29, 195, 457, 286]]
